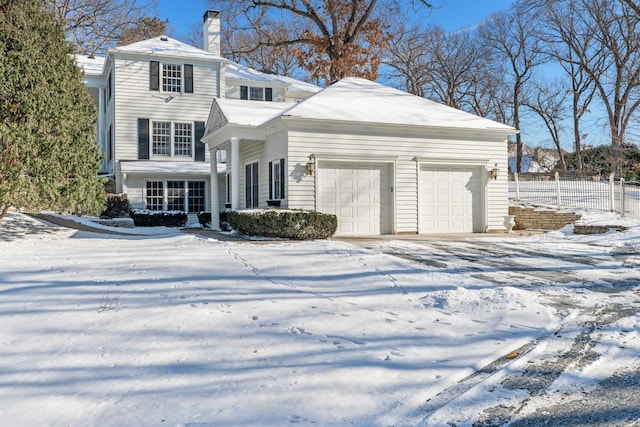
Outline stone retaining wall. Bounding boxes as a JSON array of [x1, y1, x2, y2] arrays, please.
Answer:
[[508, 206, 581, 231]]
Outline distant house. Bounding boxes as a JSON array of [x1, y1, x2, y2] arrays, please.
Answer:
[[202, 78, 517, 235], [77, 10, 319, 221], [508, 141, 563, 173]]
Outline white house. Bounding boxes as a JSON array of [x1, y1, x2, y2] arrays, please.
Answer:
[[202, 77, 517, 235], [76, 10, 320, 220]]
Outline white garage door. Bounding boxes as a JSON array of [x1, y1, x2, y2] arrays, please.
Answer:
[[420, 165, 482, 233], [318, 162, 391, 235]]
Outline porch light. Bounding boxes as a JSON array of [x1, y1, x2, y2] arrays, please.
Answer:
[[489, 163, 499, 180], [306, 154, 316, 176]]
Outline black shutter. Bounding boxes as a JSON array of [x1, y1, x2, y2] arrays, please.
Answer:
[[245, 163, 251, 208], [138, 118, 149, 160], [150, 61, 159, 91], [107, 125, 113, 162], [279, 158, 285, 198], [265, 87, 273, 102], [194, 121, 205, 161], [240, 85, 248, 100], [268, 161, 273, 199], [184, 64, 193, 93]]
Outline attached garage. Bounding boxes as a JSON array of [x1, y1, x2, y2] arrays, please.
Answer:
[[318, 162, 392, 235], [420, 165, 484, 233], [203, 77, 517, 235]]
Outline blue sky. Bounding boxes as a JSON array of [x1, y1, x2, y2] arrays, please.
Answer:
[[157, 0, 515, 38]]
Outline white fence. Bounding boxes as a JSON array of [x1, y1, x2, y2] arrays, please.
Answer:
[[509, 172, 640, 220]]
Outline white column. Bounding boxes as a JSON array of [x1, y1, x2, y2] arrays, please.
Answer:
[[231, 137, 240, 210], [209, 148, 220, 230]]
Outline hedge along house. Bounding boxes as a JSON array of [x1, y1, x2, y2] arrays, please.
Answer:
[[202, 77, 518, 235]]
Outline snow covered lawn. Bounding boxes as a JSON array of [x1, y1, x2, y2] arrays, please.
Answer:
[[1, 212, 639, 426]]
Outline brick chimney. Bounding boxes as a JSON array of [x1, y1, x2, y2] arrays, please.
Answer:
[[203, 10, 221, 56]]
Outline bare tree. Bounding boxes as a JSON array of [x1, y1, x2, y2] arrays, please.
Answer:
[[567, 0, 640, 176], [46, 0, 160, 55], [478, 3, 548, 172], [540, 0, 597, 171], [210, 0, 431, 83], [523, 79, 569, 170], [383, 24, 430, 97]]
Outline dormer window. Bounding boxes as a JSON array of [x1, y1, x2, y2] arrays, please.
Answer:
[[240, 85, 273, 102], [150, 61, 193, 94]]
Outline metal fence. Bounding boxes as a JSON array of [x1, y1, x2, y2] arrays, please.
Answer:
[[509, 172, 640, 220]]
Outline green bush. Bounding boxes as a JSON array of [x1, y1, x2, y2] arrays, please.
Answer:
[[100, 193, 130, 219], [226, 210, 337, 240], [197, 211, 231, 231], [129, 209, 187, 227]]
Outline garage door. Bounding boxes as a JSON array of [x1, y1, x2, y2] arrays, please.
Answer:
[[318, 162, 391, 235], [420, 165, 482, 233]]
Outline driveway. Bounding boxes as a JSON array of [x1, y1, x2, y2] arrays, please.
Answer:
[[350, 236, 640, 426]]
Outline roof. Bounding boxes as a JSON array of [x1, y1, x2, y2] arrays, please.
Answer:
[[225, 63, 321, 94], [282, 77, 516, 131], [76, 54, 105, 76], [214, 98, 296, 126], [110, 35, 227, 62], [210, 77, 516, 133], [120, 161, 215, 174]]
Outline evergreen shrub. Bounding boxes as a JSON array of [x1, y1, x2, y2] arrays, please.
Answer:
[[129, 209, 187, 227], [100, 194, 130, 218], [226, 210, 337, 240]]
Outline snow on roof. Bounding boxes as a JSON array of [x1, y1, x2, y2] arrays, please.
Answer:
[[110, 35, 227, 62], [283, 77, 516, 132], [120, 161, 213, 174], [225, 63, 321, 94], [76, 54, 105, 76], [214, 98, 296, 127], [212, 77, 516, 132]]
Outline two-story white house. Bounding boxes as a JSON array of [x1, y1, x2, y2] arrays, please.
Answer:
[[78, 10, 319, 220]]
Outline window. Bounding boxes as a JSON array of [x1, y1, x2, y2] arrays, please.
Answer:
[[250, 86, 263, 101], [162, 64, 182, 92], [188, 181, 206, 212], [151, 121, 192, 158], [245, 161, 259, 208], [145, 181, 206, 212], [173, 123, 192, 156], [150, 62, 193, 93], [167, 181, 185, 211], [107, 71, 112, 101], [152, 121, 171, 156], [269, 159, 285, 200], [146, 181, 164, 210], [240, 85, 273, 102]]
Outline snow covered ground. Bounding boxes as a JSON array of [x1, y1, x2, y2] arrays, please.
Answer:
[[1, 211, 639, 426]]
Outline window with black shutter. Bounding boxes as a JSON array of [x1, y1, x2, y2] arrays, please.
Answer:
[[137, 118, 150, 159], [240, 85, 248, 100], [184, 64, 193, 93], [265, 87, 273, 102], [150, 61, 160, 91], [194, 121, 205, 161]]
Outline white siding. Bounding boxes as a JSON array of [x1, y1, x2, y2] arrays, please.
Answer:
[[112, 56, 220, 197], [285, 124, 509, 234]]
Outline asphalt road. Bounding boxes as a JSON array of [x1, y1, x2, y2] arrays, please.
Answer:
[[357, 238, 640, 427]]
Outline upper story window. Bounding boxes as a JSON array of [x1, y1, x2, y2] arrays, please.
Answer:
[[240, 85, 273, 102], [162, 64, 181, 92], [138, 119, 205, 162], [150, 61, 193, 94], [152, 121, 192, 158]]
